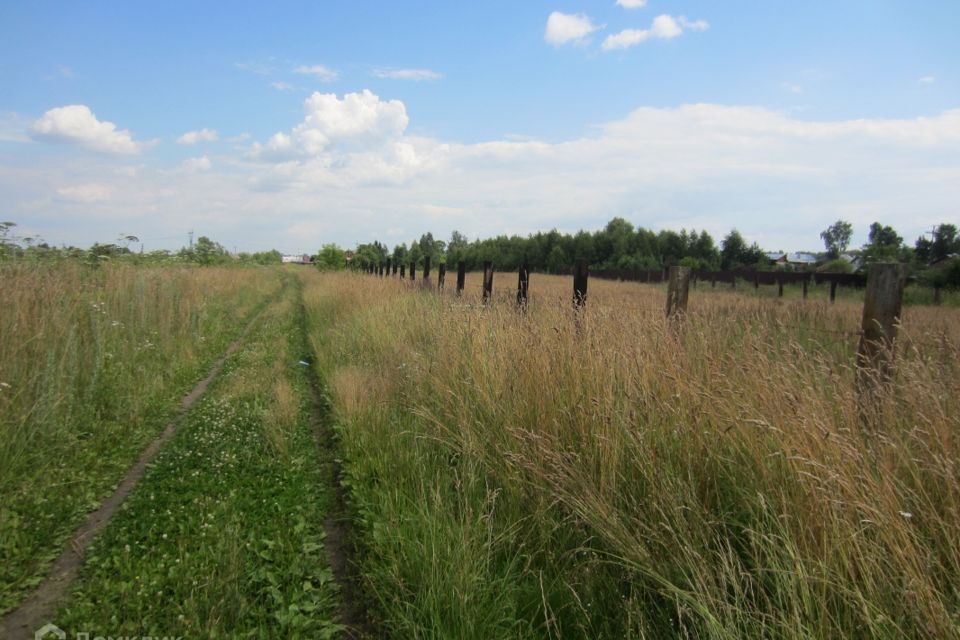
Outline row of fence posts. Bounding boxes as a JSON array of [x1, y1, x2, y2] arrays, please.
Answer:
[[368, 257, 591, 308], [372, 260, 940, 307], [705, 271, 842, 303], [702, 269, 938, 306], [366, 259, 908, 421]]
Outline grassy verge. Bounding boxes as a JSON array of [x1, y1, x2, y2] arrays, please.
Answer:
[[0, 264, 281, 613], [303, 270, 960, 638], [54, 272, 342, 638]]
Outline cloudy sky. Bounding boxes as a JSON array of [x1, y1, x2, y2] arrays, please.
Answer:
[[1, 1, 958, 254]]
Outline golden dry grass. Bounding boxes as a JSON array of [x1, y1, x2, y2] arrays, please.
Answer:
[[304, 269, 960, 638]]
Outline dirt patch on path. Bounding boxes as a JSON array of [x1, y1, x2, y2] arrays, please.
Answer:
[[0, 310, 265, 640], [294, 287, 375, 638]]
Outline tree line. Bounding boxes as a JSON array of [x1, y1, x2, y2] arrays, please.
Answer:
[[4, 217, 958, 286], [0, 224, 283, 266], [342, 218, 960, 286]]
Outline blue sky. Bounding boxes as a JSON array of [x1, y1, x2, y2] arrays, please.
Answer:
[[1, 1, 958, 253]]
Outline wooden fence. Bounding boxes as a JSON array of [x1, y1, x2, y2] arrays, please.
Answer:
[[360, 263, 939, 304], [362, 260, 912, 417]]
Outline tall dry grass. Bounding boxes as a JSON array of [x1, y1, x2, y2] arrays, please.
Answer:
[[304, 270, 960, 638], [0, 262, 280, 612]]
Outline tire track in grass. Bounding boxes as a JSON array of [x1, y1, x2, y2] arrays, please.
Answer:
[[0, 298, 271, 640], [294, 275, 374, 638], [49, 277, 342, 638]]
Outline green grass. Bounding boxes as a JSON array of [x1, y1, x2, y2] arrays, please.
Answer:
[[302, 270, 960, 639], [0, 263, 281, 614], [56, 273, 343, 638]]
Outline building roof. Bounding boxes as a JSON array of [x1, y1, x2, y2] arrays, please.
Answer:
[[789, 252, 818, 264], [766, 251, 818, 264]]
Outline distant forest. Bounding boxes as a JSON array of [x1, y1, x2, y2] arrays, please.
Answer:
[[346, 217, 960, 278]]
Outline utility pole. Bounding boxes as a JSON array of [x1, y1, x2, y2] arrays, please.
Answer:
[[188, 230, 194, 249]]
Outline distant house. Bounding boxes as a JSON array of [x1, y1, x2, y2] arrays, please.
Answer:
[[765, 252, 789, 265], [765, 252, 819, 268], [789, 252, 819, 267], [281, 254, 314, 265]]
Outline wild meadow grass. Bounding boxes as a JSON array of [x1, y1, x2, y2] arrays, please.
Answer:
[[57, 272, 342, 638], [303, 270, 960, 638], [0, 262, 280, 613]]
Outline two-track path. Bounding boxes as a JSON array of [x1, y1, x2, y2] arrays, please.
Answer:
[[1, 280, 370, 639]]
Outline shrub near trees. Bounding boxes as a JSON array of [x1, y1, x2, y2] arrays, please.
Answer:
[[314, 243, 346, 270]]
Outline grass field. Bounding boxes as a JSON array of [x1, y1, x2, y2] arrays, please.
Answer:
[[56, 272, 343, 638], [2, 264, 958, 638], [0, 263, 280, 614], [303, 270, 960, 638]]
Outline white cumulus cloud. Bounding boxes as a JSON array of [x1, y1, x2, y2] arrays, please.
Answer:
[[616, 0, 647, 8], [371, 68, 443, 81], [293, 64, 339, 82], [30, 105, 147, 154], [177, 128, 219, 145], [56, 183, 112, 203], [10, 101, 960, 256], [545, 12, 602, 46], [603, 14, 707, 51], [251, 89, 409, 159]]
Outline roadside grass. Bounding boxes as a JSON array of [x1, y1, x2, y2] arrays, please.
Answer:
[[0, 263, 280, 614], [55, 274, 343, 638], [303, 270, 960, 638]]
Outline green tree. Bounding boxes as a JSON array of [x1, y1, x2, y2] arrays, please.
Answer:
[[862, 222, 903, 263], [545, 244, 569, 274], [690, 230, 720, 269], [657, 230, 685, 267], [392, 243, 408, 265], [191, 236, 229, 265], [417, 232, 445, 264], [931, 224, 959, 262], [820, 220, 853, 259], [720, 230, 747, 269], [353, 241, 387, 270], [407, 241, 424, 267], [720, 229, 764, 270], [446, 230, 469, 264], [315, 243, 346, 270], [571, 230, 595, 262]]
